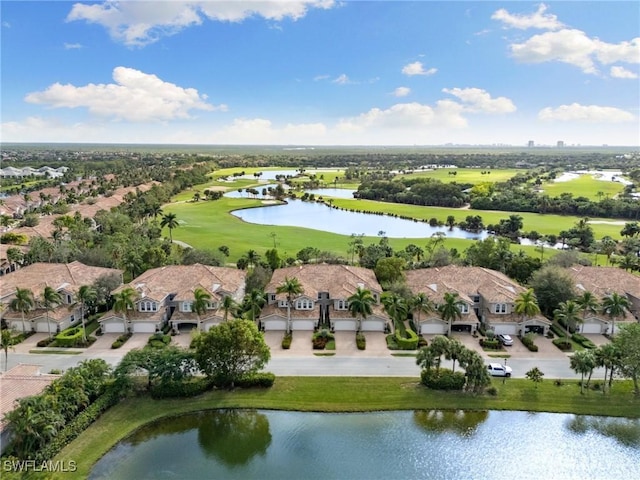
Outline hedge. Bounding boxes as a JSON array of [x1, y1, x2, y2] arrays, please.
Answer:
[[234, 372, 276, 388], [480, 338, 501, 350], [111, 333, 132, 349], [550, 322, 569, 339], [552, 337, 572, 351], [395, 328, 419, 350], [55, 327, 85, 347], [571, 333, 597, 349], [356, 333, 366, 350], [520, 335, 539, 352], [281, 333, 292, 349], [420, 368, 466, 390], [150, 378, 213, 399]]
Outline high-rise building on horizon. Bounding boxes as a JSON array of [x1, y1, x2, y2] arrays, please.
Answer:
[[557, 141, 564, 148], [527, 140, 534, 148]]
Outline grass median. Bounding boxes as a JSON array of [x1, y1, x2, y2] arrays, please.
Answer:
[[55, 376, 638, 479]]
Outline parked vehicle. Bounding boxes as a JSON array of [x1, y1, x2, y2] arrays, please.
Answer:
[[498, 334, 514, 346], [487, 363, 512, 377]]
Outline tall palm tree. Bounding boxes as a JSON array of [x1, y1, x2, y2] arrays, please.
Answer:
[[1, 329, 13, 371], [246, 249, 260, 269], [9, 287, 35, 333], [347, 287, 375, 333], [601, 292, 631, 336], [78, 285, 97, 342], [439, 292, 463, 336], [42, 286, 62, 339], [221, 295, 238, 322], [244, 289, 266, 324], [409, 292, 434, 332], [112, 287, 138, 334], [381, 292, 408, 334], [276, 277, 303, 334], [160, 212, 179, 242], [514, 288, 541, 332], [575, 291, 599, 332], [192, 288, 212, 331], [554, 300, 581, 343]]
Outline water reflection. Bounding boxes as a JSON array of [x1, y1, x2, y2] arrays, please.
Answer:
[[413, 410, 489, 437], [197, 410, 272, 466], [566, 416, 640, 448]]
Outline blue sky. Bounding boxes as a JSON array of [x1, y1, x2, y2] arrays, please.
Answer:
[[1, 1, 639, 146]]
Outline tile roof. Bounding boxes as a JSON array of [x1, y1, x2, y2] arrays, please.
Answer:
[[266, 265, 382, 300], [567, 266, 640, 299]]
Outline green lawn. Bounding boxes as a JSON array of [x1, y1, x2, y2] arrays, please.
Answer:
[[162, 197, 539, 262], [399, 168, 525, 183], [541, 174, 626, 200], [54, 376, 638, 479]]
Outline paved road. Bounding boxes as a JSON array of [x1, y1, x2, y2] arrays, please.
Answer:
[[6, 351, 602, 380]]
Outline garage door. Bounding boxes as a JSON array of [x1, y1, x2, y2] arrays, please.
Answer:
[[263, 319, 287, 331], [10, 320, 29, 332], [292, 320, 315, 331], [580, 322, 602, 334], [132, 322, 156, 333], [35, 321, 53, 333], [361, 320, 385, 332], [202, 321, 221, 332], [103, 322, 125, 334], [333, 320, 357, 331], [420, 323, 447, 335], [492, 324, 518, 335]]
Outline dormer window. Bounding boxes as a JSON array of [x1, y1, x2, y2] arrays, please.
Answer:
[[459, 303, 469, 314], [494, 303, 507, 314], [181, 301, 192, 312], [66, 294, 73, 304], [278, 300, 288, 308], [139, 301, 158, 312], [336, 300, 349, 310], [295, 299, 313, 310]]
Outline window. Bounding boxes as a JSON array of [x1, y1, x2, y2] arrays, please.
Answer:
[[181, 301, 192, 312], [473, 296, 480, 303], [336, 300, 349, 310], [459, 303, 469, 314], [296, 299, 313, 310], [495, 303, 507, 314], [207, 301, 217, 310], [139, 301, 158, 312], [66, 294, 73, 304], [270, 294, 276, 302], [278, 300, 288, 308]]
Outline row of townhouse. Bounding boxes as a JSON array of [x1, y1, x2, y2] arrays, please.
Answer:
[[1, 263, 639, 336]]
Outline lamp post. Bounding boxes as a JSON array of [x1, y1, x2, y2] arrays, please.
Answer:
[[503, 357, 508, 384]]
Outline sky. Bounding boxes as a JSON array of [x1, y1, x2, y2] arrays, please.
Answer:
[[1, 1, 639, 146]]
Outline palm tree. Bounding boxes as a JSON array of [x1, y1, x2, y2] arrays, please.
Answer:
[[439, 292, 463, 336], [1, 329, 13, 371], [160, 212, 179, 242], [575, 291, 599, 332], [514, 288, 541, 332], [276, 277, 303, 334], [221, 295, 238, 322], [347, 287, 375, 333], [78, 285, 97, 342], [554, 300, 581, 343], [42, 286, 62, 339], [193, 288, 212, 331], [601, 292, 631, 336], [244, 289, 266, 324], [409, 292, 434, 332], [594, 343, 620, 394], [570, 350, 597, 394], [381, 292, 408, 334], [112, 287, 138, 334], [9, 287, 35, 333], [246, 249, 260, 269]]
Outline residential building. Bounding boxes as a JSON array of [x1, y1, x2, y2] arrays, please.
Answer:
[[261, 265, 389, 332], [99, 264, 246, 334], [0, 261, 123, 333], [406, 266, 550, 336], [566, 266, 640, 334]]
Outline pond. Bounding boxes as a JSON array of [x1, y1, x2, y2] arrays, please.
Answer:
[[90, 410, 639, 480], [231, 199, 488, 239]]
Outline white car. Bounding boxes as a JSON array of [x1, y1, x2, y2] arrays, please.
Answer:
[[487, 363, 512, 377], [498, 334, 514, 346]]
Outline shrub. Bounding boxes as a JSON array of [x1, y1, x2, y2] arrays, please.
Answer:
[[552, 337, 572, 351], [111, 340, 123, 349], [420, 368, 466, 391], [554, 379, 564, 386], [395, 328, 418, 350], [55, 327, 85, 347], [550, 322, 568, 338], [37, 338, 54, 347], [235, 372, 276, 388], [312, 329, 334, 350], [356, 333, 366, 350], [111, 333, 131, 349], [520, 334, 539, 352], [486, 386, 498, 396], [480, 338, 501, 350], [150, 378, 213, 399], [556, 316, 576, 334], [386, 334, 399, 349], [281, 333, 292, 349], [571, 333, 596, 349], [147, 332, 171, 348]]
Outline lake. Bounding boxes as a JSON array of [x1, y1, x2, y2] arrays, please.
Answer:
[[90, 409, 639, 480], [231, 199, 488, 240]]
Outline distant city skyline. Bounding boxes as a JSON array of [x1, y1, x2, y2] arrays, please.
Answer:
[[1, 1, 639, 146]]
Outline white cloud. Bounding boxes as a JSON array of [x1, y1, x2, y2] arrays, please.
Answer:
[[2, 21, 11, 28], [24, 67, 223, 122], [442, 88, 516, 114], [64, 42, 83, 49], [538, 103, 635, 123], [67, 1, 335, 47], [401, 61, 437, 76], [333, 74, 351, 85], [492, 3, 564, 30], [213, 118, 326, 143], [610, 66, 638, 79], [392, 87, 411, 97], [313, 74, 330, 81], [509, 29, 640, 74]]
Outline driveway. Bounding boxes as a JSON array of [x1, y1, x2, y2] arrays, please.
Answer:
[[171, 333, 193, 349], [12, 333, 50, 353], [116, 333, 152, 354], [263, 330, 313, 356], [363, 333, 390, 356], [89, 333, 120, 353], [334, 331, 358, 355], [583, 334, 610, 347]]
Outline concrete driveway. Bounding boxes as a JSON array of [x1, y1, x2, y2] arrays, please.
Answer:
[[89, 333, 120, 353], [171, 333, 193, 349], [334, 331, 358, 355], [12, 333, 51, 353], [264, 330, 313, 356], [116, 333, 152, 354], [363, 332, 390, 356]]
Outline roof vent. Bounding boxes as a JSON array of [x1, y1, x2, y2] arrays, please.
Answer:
[[429, 283, 438, 292], [212, 283, 221, 292]]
